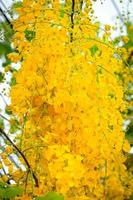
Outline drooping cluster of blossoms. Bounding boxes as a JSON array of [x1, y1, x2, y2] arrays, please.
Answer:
[[7, 0, 133, 199]]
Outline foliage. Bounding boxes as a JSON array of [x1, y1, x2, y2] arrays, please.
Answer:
[[115, 22, 133, 178], [113, 22, 133, 145], [35, 192, 64, 200], [0, 181, 23, 199], [0, 22, 14, 66], [123, 23, 133, 144]]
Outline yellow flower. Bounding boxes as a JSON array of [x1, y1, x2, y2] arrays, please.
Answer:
[[8, 52, 20, 63], [5, 146, 13, 154], [4, 65, 11, 73], [105, 24, 111, 31], [122, 36, 129, 44], [8, 0, 132, 199]]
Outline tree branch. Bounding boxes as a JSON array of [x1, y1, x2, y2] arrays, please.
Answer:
[[0, 6, 13, 28], [0, 128, 39, 187], [80, 0, 83, 11], [0, 113, 10, 122], [70, 0, 75, 42], [0, 93, 8, 106], [0, 0, 13, 19], [111, 0, 124, 23]]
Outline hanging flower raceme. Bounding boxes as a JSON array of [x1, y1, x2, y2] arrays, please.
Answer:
[[6, 0, 133, 199]]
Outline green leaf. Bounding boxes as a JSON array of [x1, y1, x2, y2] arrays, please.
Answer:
[[0, 72, 4, 83], [5, 107, 12, 115], [0, 181, 7, 187], [130, 194, 133, 200], [10, 119, 20, 133], [12, 1, 23, 9], [10, 124, 17, 134], [125, 121, 133, 145], [24, 30, 36, 41], [10, 67, 18, 73], [126, 134, 133, 145], [59, 5, 65, 18], [90, 45, 98, 56], [0, 184, 23, 199], [0, 42, 13, 57], [35, 192, 64, 200], [0, 22, 14, 42], [0, 118, 4, 129], [10, 77, 16, 86], [3, 59, 12, 67], [113, 37, 121, 45]]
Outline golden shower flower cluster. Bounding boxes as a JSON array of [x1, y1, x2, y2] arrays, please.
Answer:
[[5, 0, 133, 199]]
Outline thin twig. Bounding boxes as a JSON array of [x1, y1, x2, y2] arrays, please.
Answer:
[[0, 128, 39, 187], [0, 5, 13, 28], [0, 136, 20, 168], [24, 170, 30, 193], [0, 0, 13, 20], [111, 0, 124, 23], [0, 113, 10, 122], [0, 113, 21, 131], [80, 0, 83, 11], [70, 0, 75, 42], [0, 158, 7, 175], [0, 93, 8, 106], [22, 145, 47, 153], [98, 65, 114, 76]]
